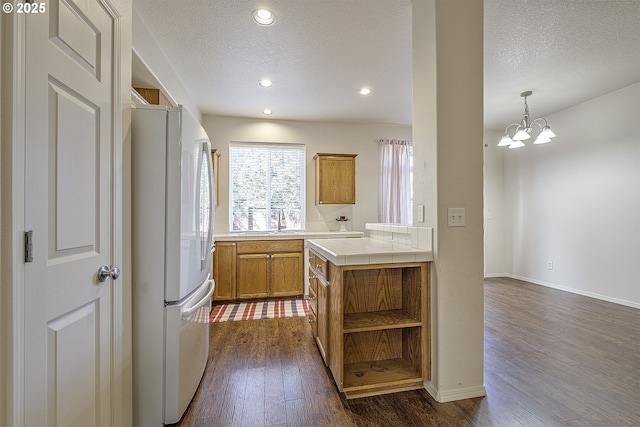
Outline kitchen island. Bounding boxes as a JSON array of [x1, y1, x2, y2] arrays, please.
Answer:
[[307, 236, 432, 399]]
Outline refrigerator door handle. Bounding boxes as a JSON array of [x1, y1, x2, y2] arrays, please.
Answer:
[[181, 279, 215, 318]]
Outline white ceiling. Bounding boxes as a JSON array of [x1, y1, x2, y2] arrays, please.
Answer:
[[133, 0, 640, 129]]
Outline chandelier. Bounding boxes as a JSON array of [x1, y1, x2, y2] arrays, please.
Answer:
[[498, 91, 557, 148]]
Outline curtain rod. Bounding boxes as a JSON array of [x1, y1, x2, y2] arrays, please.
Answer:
[[377, 138, 412, 144]]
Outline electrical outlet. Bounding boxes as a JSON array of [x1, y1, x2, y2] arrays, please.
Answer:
[[417, 204, 425, 223], [447, 208, 465, 227], [547, 261, 553, 270]]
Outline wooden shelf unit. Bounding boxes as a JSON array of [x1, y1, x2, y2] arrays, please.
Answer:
[[343, 309, 422, 333], [328, 262, 430, 399]]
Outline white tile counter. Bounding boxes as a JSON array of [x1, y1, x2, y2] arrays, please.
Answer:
[[307, 237, 433, 266], [214, 231, 364, 241]]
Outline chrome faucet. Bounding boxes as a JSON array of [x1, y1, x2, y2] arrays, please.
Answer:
[[277, 208, 284, 232]]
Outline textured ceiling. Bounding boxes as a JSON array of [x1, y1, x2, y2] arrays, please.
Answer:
[[133, 0, 640, 128], [484, 0, 640, 130]]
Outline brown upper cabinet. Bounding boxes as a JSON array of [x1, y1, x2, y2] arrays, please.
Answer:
[[314, 153, 357, 205], [132, 87, 174, 107]]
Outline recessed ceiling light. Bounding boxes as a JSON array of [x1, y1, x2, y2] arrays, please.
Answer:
[[253, 9, 275, 25], [259, 79, 274, 88], [359, 88, 372, 96], [262, 109, 273, 115]]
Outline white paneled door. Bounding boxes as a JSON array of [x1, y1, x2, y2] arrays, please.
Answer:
[[23, 0, 120, 425]]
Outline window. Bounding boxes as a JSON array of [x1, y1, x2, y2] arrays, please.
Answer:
[[229, 142, 305, 232]]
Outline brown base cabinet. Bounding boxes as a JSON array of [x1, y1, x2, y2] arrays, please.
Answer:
[[328, 261, 430, 399], [308, 249, 330, 365], [315, 274, 329, 363], [270, 252, 304, 297], [212, 239, 304, 301], [212, 242, 236, 300], [236, 253, 269, 299]]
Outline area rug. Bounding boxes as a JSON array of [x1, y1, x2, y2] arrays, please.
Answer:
[[210, 299, 309, 323]]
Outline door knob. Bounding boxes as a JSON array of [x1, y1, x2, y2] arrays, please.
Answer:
[[98, 265, 121, 282]]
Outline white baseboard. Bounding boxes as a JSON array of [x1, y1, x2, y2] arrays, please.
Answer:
[[424, 382, 486, 403], [483, 272, 509, 278], [489, 274, 640, 310]]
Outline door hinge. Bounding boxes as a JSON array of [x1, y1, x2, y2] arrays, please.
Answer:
[[24, 230, 34, 263]]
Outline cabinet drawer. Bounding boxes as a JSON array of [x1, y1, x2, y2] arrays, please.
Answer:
[[236, 239, 303, 254], [308, 250, 327, 279]]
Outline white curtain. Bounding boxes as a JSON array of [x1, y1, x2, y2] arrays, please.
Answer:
[[378, 139, 412, 224]]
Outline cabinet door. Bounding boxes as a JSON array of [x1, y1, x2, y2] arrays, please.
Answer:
[[308, 285, 318, 337], [237, 254, 269, 299], [212, 242, 236, 301], [270, 252, 303, 297], [315, 154, 356, 204]]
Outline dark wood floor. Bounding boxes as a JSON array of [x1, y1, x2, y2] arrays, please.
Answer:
[[176, 277, 640, 426]]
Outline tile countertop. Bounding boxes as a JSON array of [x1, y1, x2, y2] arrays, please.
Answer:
[[214, 231, 364, 241], [307, 237, 433, 266]]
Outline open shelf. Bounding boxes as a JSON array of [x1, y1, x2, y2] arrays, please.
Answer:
[[343, 310, 422, 333], [328, 261, 429, 399], [343, 358, 423, 393]]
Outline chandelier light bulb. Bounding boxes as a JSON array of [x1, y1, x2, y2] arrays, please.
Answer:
[[498, 135, 513, 147], [539, 126, 556, 139], [512, 129, 531, 141], [533, 135, 552, 144]]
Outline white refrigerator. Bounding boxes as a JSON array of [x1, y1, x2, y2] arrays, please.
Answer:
[[131, 105, 215, 426]]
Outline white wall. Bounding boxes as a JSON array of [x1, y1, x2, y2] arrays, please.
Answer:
[[498, 83, 640, 308], [132, 5, 201, 120], [203, 115, 411, 234], [413, 0, 486, 402], [483, 129, 508, 275]]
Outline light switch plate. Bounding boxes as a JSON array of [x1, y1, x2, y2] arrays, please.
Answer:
[[417, 204, 425, 223], [447, 208, 465, 227]]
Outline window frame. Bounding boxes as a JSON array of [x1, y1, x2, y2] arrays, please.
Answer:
[[228, 141, 306, 233]]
